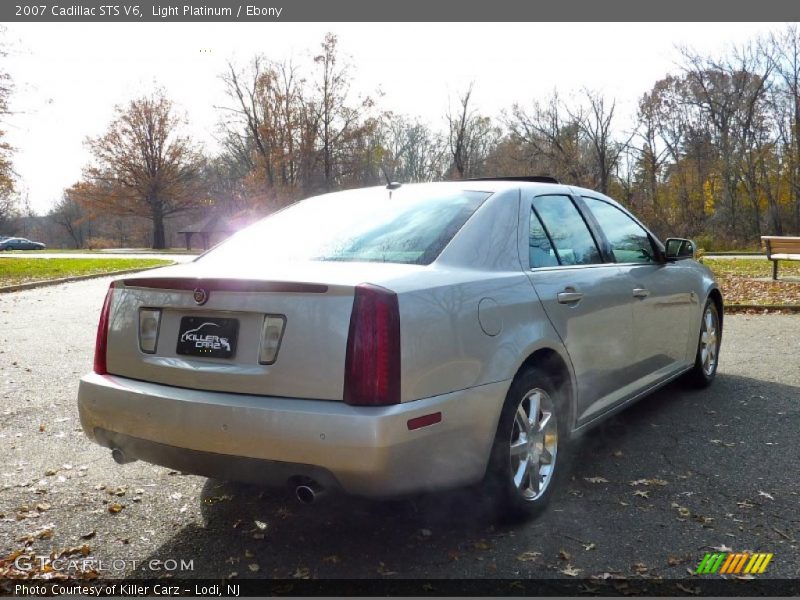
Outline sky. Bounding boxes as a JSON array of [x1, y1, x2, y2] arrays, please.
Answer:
[[2, 21, 786, 215]]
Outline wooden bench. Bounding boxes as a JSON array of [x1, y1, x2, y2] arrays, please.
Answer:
[[761, 236, 800, 280]]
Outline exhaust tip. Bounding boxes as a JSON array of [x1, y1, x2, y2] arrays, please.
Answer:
[[295, 485, 316, 504], [295, 481, 325, 504], [111, 447, 136, 465]]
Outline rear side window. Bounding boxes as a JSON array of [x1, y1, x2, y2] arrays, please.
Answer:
[[531, 195, 602, 267], [529, 210, 559, 268], [583, 197, 657, 264]]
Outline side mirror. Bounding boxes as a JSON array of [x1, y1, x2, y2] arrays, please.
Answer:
[[664, 238, 696, 261]]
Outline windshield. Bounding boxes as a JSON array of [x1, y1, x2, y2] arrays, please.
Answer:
[[198, 187, 491, 266]]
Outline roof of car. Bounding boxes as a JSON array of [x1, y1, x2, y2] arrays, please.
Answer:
[[384, 179, 623, 207]]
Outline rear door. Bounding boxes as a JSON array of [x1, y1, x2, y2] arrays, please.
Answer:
[[581, 196, 696, 382], [523, 193, 636, 425]]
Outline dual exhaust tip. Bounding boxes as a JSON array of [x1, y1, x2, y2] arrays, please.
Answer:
[[112, 448, 326, 504]]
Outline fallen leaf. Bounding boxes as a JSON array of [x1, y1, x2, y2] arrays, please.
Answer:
[[758, 491, 775, 501], [630, 478, 667, 486], [583, 543, 596, 551], [58, 544, 91, 557], [254, 520, 268, 531], [248, 563, 259, 573], [558, 549, 571, 561], [632, 562, 648, 574], [516, 551, 541, 562], [584, 476, 609, 484], [377, 562, 397, 576], [244, 550, 254, 558], [560, 564, 581, 577], [634, 490, 650, 498], [108, 502, 124, 514], [711, 544, 733, 552], [293, 566, 311, 579], [80, 530, 96, 540]]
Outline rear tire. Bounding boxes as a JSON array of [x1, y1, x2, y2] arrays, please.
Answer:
[[484, 366, 568, 521], [684, 299, 721, 388]]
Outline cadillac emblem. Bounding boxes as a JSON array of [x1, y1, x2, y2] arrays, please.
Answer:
[[193, 288, 209, 305]]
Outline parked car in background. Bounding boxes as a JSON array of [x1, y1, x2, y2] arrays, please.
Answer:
[[78, 177, 722, 519], [0, 237, 46, 250]]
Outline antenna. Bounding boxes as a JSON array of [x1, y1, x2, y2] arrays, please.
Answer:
[[380, 165, 402, 195]]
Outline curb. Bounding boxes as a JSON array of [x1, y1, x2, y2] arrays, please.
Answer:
[[0, 265, 171, 294], [725, 304, 800, 313]]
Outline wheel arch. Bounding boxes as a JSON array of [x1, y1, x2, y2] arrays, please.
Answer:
[[513, 347, 576, 431], [707, 287, 723, 332]]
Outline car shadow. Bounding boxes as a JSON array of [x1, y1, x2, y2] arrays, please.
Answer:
[[131, 372, 800, 580]]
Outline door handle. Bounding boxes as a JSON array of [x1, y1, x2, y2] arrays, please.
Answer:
[[632, 288, 650, 299], [557, 290, 584, 304]]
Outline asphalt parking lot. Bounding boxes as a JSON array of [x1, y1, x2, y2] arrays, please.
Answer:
[[1, 277, 798, 584]]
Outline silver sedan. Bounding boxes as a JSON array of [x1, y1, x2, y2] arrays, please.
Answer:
[[77, 178, 722, 519]]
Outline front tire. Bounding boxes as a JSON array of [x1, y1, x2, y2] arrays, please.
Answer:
[[485, 367, 567, 521], [684, 299, 721, 387]]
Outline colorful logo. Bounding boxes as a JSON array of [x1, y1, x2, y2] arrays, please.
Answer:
[[696, 552, 773, 575]]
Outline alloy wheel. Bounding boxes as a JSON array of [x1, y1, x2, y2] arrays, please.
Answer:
[[700, 306, 719, 376], [509, 387, 558, 501]]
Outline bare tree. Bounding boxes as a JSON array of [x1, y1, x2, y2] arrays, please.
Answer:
[[569, 90, 630, 194], [506, 91, 590, 185], [49, 192, 90, 248], [446, 84, 499, 179]]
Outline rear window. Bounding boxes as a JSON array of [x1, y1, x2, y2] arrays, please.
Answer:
[[198, 187, 491, 266]]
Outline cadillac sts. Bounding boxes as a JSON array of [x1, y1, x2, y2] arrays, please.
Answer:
[[77, 178, 722, 518]]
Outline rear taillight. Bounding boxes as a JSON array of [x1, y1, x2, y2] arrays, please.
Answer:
[[93, 282, 116, 375], [344, 284, 401, 406]]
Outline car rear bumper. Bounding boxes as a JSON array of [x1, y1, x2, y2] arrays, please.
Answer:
[[77, 373, 508, 497]]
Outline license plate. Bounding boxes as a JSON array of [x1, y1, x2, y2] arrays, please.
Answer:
[[176, 316, 239, 359]]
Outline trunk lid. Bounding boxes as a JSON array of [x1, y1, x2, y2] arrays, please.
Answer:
[[105, 261, 419, 400]]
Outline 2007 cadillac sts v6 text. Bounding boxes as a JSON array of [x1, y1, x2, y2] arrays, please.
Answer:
[[77, 177, 722, 518]]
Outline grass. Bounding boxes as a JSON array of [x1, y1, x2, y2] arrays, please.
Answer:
[[5, 248, 201, 254], [704, 258, 800, 306], [0, 258, 172, 287]]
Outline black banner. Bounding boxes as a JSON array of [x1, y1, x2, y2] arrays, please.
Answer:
[[3, 578, 800, 597]]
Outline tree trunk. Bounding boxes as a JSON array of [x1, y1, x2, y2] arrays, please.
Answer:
[[152, 203, 166, 249]]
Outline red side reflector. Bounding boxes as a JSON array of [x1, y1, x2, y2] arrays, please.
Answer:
[[407, 412, 442, 431], [93, 282, 116, 375]]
